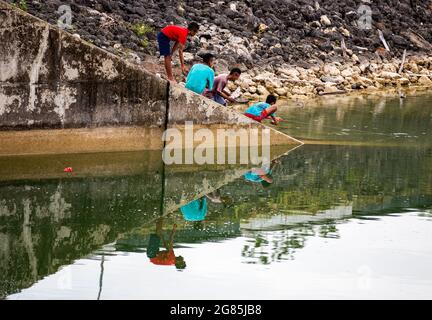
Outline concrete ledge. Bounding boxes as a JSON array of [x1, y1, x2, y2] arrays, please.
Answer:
[[0, 126, 163, 156]]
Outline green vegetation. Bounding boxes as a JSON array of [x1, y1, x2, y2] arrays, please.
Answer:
[[131, 23, 154, 48], [11, 0, 27, 11], [132, 23, 154, 37]]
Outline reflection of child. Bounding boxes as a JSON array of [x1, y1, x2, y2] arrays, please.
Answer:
[[180, 197, 207, 221], [147, 218, 186, 269], [244, 160, 276, 187]]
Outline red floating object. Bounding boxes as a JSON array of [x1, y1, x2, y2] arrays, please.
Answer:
[[64, 167, 73, 173]]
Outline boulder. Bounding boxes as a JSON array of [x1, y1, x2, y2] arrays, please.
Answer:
[[278, 67, 300, 78], [275, 87, 288, 96], [418, 76, 432, 85], [321, 75, 345, 84], [379, 71, 401, 80], [397, 78, 410, 86], [323, 64, 341, 76], [341, 68, 354, 77], [320, 15, 332, 26], [257, 85, 270, 96]]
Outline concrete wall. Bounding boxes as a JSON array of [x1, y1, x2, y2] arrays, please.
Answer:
[[0, 1, 167, 130], [0, 1, 301, 155]]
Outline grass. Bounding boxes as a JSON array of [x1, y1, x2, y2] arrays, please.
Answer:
[[130, 23, 154, 49], [11, 0, 27, 11], [131, 23, 154, 37]]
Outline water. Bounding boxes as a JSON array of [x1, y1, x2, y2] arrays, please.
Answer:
[[1, 91, 432, 300]]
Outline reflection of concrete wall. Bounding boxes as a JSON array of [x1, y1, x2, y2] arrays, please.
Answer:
[[0, 174, 162, 298]]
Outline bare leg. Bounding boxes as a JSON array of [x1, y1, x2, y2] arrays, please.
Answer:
[[164, 56, 176, 82]]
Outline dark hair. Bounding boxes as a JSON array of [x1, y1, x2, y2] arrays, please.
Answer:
[[188, 22, 200, 32], [203, 53, 215, 64], [230, 68, 242, 75], [266, 94, 277, 104]]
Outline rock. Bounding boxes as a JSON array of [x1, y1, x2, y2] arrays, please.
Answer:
[[257, 85, 270, 96], [275, 87, 287, 96], [407, 63, 419, 73], [359, 62, 370, 73], [278, 67, 300, 78], [418, 76, 432, 85], [265, 77, 282, 89], [374, 78, 388, 85], [249, 86, 257, 94], [258, 23, 268, 33], [339, 27, 350, 37], [320, 15, 332, 26], [292, 85, 314, 95], [183, 52, 195, 63], [353, 75, 374, 87], [128, 52, 141, 64], [379, 71, 401, 80], [322, 83, 340, 94], [323, 64, 341, 76], [253, 72, 275, 82], [341, 68, 353, 77], [321, 75, 344, 84], [310, 21, 321, 28], [352, 54, 360, 63], [397, 78, 410, 86]]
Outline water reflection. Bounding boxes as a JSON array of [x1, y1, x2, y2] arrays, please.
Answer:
[[2, 92, 432, 299], [147, 218, 185, 270]]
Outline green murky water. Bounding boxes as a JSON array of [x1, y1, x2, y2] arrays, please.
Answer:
[[1, 91, 432, 299]]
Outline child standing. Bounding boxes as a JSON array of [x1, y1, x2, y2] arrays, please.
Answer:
[[157, 22, 200, 82]]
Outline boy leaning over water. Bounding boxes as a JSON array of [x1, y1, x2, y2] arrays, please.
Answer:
[[244, 94, 283, 125], [157, 22, 200, 82]]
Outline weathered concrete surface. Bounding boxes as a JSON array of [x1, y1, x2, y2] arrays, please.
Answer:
[[0, 1, 167, 130], [169, 85, 303, 146], [0, 127, 163, 156], [0, 1, 302, 155]]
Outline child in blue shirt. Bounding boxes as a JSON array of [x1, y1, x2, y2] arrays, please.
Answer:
[[244, 94, 283, 125], [185, 53, 215, 95]]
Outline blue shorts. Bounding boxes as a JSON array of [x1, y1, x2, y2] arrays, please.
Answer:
[[157, 32, 171, 56], [214, 94, 227, 106]]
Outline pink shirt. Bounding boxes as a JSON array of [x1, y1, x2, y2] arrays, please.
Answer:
[[204, 74, 228, 98]]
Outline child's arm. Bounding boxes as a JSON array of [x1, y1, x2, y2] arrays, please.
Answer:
[[171, 42, 187, 74], [216, 89, 236, 102], [270, 115, 283, 125], [178, 46, 187, 75], [207, 73, 214, 91]]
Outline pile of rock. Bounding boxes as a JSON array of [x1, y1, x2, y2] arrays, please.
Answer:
[[226, 55, 432, 100], [6, 0, 432, 100]]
